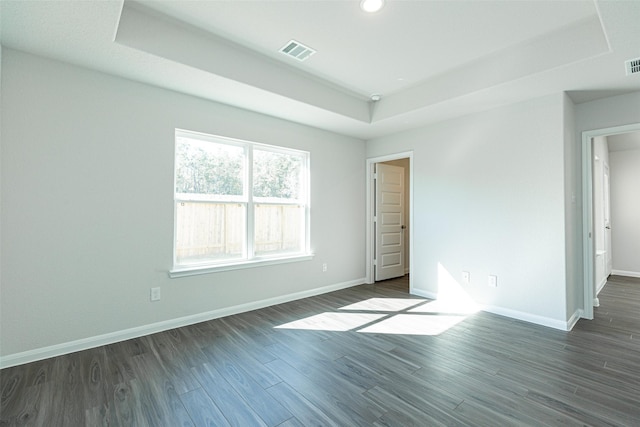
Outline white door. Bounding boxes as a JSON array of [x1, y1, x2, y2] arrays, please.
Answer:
[[604, 163, 612, 276], [375, 163, 405, 281]]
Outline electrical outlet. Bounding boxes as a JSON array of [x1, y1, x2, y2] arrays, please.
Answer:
[[462, 271, 470, 284], [488, 275, 498, 287], [150, 287, 161, 302], [322, 263, 328, 272]]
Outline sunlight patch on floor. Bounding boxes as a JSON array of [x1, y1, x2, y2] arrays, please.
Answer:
[[410, 299, 478, 316], [339, 298, 426, 312], [274, 312, 386, 331], [275, 297, 473, 336], [358, 313, 467, 335], [275, 266, 480, 336]]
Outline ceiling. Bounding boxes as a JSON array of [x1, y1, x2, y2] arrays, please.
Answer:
[[1, 0, 639, 140], [608, 131, 640, 152]]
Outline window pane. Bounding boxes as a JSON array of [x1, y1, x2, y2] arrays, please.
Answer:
[[176, 137, 245, 198], [253, 149, 302, 200], [176, 202, 245, 264], [254, 204, 304, 256]]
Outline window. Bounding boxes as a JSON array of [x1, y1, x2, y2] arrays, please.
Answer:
[[172, 129, 310, 274]]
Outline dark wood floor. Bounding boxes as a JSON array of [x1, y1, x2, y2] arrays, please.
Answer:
[[1, 275, 639, 426]]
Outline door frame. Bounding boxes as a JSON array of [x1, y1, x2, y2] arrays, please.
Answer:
[[582, 123, 640, 319], [366, 151, 414, 290]]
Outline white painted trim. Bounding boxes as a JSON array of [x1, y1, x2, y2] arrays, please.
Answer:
[[582, 123, 640, 321], [612, 269, 640, 278], [409, 288, 437, 300], [365, 151, 414, 290], [411, 288, 574, 331], [169, 253, 314, 278], [582, 131, 595, 319], [596, 276, 607, 295], [0, 277, 364, 369], [365, 160, 375, 284], [480, 304, 570, 331], [566, 309, 584, 331]]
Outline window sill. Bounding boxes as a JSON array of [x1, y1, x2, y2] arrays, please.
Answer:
[[169, 253, 315, 278]]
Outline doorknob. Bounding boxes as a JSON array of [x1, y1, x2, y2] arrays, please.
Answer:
[[401, 225, 406, 229], [605, 226, 611, 230]]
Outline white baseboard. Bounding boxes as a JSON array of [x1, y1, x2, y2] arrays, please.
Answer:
[[566, 309, 584, 331], [409, 287, 571, 331], [0, 277, 365, 369], [612, 269, 640, 278], [409, 287, 437, 300], [412, 285, 576, 330], [480, 304, 570, 331], [596, 277, 607, 295]]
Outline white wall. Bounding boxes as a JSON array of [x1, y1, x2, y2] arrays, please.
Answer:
[[609, 148, 640, 276], [367, 94, 569, 328], [0, 49, 366, 362]]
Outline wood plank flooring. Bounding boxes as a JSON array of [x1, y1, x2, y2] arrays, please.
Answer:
[[2, 275, 639, 426]]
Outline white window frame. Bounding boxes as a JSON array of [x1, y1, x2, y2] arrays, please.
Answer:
[[170, 129, 312, 278]]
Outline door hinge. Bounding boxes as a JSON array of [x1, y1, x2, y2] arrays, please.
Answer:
[[373, 173, 378, 179], [373, 215, 377, 222], [373, 259, 377, 266]]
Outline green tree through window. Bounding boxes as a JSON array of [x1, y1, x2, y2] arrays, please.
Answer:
[[253, 149, 301, 200], [175, 138, 244, 197]]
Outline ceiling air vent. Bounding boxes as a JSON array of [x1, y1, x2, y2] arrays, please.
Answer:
[[279, 40, 316, 62], [625, 57, 640, 76]]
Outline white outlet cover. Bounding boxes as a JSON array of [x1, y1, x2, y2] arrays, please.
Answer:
[[488, 275, 498, 287], [462, 271, 470, 283]]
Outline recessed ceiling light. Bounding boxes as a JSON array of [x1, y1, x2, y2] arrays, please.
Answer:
[[360, 0, 385, 13]]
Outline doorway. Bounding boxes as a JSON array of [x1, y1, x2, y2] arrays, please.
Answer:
[[375, 161, 406, 281], [366, 152, 413, 290], [592, 138, 612, 303], [582, 123, 640, 319]]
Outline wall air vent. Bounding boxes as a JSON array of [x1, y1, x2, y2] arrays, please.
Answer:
[[279, 40, 316, 62], [625, 57, 640, 76]]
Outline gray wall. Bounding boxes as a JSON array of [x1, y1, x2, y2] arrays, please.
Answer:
[[2, 44, 639, 364], [0, 49, 366, 361], [367, 94, 569, 328]]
